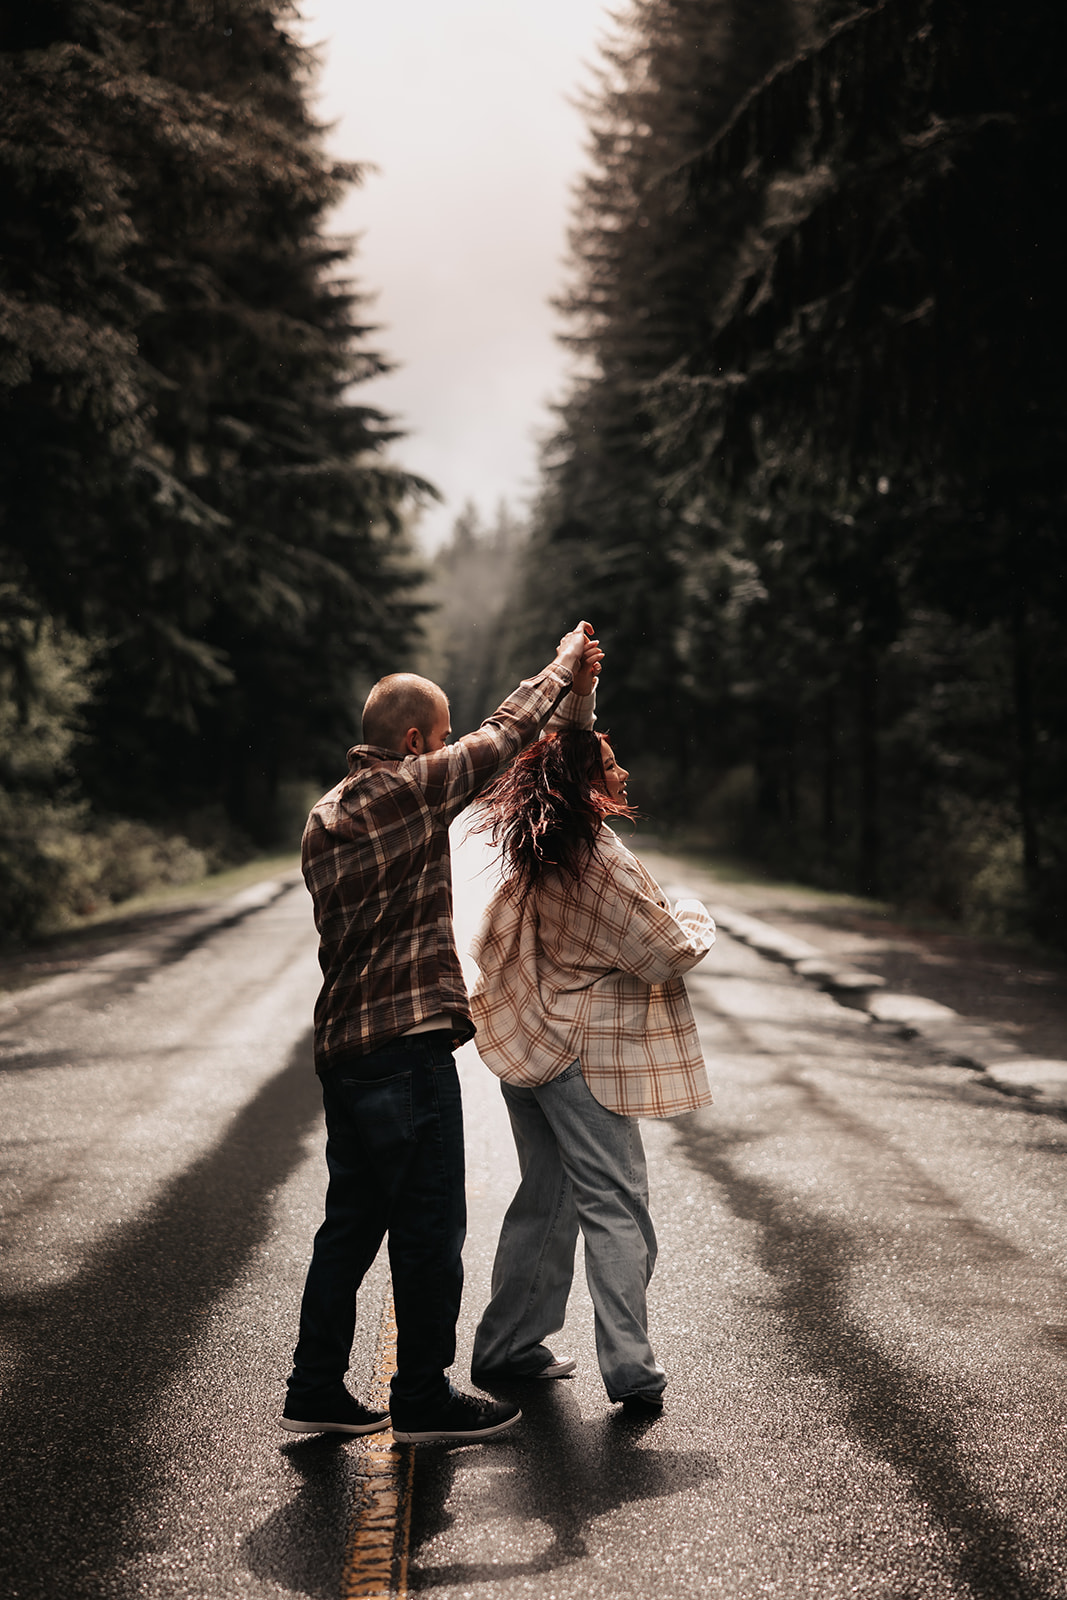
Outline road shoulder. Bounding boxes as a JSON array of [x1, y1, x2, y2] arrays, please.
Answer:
[[628, 838, 1067, 1115], [0, 866, 304, 1014]]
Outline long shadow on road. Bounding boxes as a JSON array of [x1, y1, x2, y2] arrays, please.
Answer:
[[244, 1431, 368, 1600], [0, 1030, 321, 1600], [407, 1381, 719, 1591], [674, 1107, 1065, 1600]]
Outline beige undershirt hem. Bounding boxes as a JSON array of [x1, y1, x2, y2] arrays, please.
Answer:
[[402, 1012, 457, 1036]]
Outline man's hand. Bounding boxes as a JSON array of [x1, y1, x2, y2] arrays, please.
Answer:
[[555, 621, 595, 677]]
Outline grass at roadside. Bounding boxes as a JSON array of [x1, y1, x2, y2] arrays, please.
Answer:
[[72, 851, 303, 923], [633, 830, 1065, 961], [623, 827, 892, 913], [0, 853, 303, 999]]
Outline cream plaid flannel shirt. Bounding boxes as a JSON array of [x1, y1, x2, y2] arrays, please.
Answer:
[[470, 826, 715, 1117]]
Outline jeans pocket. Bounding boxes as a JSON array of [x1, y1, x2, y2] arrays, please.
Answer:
[[338, 1069, 415, 1146], [340, 1064, 410, 1086], [553, 1058, 583, 1085]]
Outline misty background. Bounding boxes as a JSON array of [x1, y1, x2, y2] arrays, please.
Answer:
[[1, 0, 1064, 952]]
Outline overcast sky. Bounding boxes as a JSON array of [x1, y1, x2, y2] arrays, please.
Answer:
[[295, 1, 614, 550]]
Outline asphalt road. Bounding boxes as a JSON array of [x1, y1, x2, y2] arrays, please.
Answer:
[[1, 831, 1065, 1600]]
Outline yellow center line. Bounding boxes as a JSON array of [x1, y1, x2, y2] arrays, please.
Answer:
[[340, 1291, 415, 1600]]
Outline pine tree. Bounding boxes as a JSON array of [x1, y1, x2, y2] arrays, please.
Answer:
[[417, 501, 528, 737], [647, 0, 1067, 920], [510, 0, 804, 811], [504, 0, 1066, 938], [0, 0, 429, 858]]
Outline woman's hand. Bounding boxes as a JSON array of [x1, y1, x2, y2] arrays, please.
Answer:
[[554, 620, 594, 675], [570, 638, 604, 697]]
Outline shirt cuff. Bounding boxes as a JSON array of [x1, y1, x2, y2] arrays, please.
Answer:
[[546, 684, 597, 733]]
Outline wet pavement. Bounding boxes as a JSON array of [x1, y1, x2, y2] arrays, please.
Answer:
[[406, 831, 1067, 1599], [0, 832, 1065, 1598], [635, 841, 1067, 1072]]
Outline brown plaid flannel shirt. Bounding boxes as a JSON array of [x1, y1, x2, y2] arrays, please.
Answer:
[[470, 827, 715, 1117], [302, 664, 589, 1069]]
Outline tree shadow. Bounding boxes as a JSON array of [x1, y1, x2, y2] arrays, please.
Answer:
[[242, 1432, 368, 1600], [0, 1030, 322, 1600], [673, 1111, 1065, 1600], [407, 1382, 720, 1589], [1, 880, 300, 1021]]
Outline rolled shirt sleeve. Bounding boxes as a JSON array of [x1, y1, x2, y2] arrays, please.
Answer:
[[610, 882, 716, 985], [546, 686, 597, 734]]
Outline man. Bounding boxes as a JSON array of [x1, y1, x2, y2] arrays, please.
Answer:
[[281, 621, 601, 1444]]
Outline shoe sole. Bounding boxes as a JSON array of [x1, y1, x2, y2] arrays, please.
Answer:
[[280, 1416, 391, 1435], [391, 1409, 522, 1444], [471, 1358, 576, 1384]]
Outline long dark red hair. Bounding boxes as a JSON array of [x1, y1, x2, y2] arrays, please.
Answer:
[[474, 730, 635, 903]]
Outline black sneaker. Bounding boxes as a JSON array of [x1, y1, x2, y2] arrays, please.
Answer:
[[281, 1386, 391, 1436], [390, 1386, 522, 1444], [619, 1390, 665, 1417]]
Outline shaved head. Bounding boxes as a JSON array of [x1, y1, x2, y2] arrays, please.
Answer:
[[362, 673, 450, 754]]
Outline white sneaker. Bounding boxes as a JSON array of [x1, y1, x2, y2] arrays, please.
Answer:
[[536, 1356, 577, 1378]]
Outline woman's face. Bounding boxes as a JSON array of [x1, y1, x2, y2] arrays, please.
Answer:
[[597, 740, 629, 804]]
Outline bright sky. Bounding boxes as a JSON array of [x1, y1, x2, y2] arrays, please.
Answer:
[[295, 0, 613, 550]]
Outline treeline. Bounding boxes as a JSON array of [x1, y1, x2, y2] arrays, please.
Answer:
[[415, 500, 527, 739], [498, 0, 1066, 943], [0, 1, 427, 941]]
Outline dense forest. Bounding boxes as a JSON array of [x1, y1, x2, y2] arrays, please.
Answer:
[[490, 0, 1066, 944], [415, 500, 527, 740], [3, 0, 1065, 949], [0, 0, 427, 940]]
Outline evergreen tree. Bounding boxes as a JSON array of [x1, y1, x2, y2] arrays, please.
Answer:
[[503, 0, 1067, 939], [417, 500, 527, 736], [648, 0, 1067, 921], [510, 0, 805, 810], [0, 0, 428, 856]]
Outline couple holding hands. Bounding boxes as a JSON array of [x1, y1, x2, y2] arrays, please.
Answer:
[[282, 621, 715, 1443]]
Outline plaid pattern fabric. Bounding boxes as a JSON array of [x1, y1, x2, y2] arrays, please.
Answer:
[[470, 827, 715, 1118], [303, 665, 590, 1067]]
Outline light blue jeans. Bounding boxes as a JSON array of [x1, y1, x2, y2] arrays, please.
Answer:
[[472, 1060, 666, 1401]]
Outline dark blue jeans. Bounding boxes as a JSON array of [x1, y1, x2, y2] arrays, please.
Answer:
[[287, 1031, 465, 1421]]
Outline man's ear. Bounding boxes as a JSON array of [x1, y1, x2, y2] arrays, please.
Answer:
[[403, 727, 423, 755]]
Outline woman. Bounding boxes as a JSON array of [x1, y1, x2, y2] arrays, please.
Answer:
[[468, 727, 715, 1413]]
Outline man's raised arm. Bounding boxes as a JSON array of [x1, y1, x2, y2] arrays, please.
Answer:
[[416, 621, 601, 816]]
